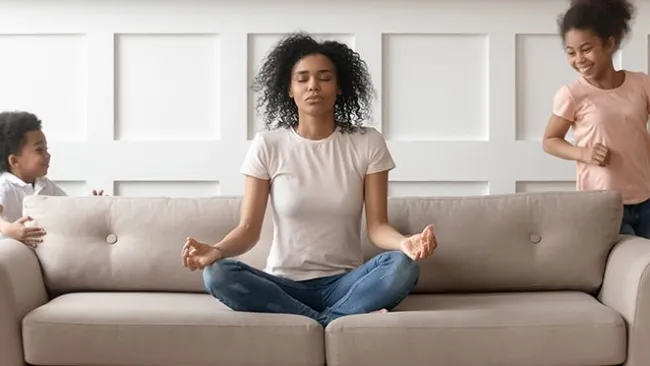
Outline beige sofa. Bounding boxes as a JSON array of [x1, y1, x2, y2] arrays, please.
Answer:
[[0, 190, 648, 366]]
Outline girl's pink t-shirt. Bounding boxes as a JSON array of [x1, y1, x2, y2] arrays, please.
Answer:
[[553, 70, 650, 204]]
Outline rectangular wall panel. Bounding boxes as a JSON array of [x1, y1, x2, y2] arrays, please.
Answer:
[[0, 0, 646, 198]]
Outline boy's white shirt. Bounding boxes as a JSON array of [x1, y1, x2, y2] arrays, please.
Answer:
[[0, 172, 66, 239]]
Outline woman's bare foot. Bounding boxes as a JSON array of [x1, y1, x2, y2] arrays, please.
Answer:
[[371, 308, 388, 314]]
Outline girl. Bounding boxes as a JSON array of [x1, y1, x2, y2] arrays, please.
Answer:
[[543, 0, 650, 237]]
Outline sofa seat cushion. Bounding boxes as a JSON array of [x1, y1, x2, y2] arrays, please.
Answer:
[[22, 292, 324, 366], [325, 292, 626, 366]]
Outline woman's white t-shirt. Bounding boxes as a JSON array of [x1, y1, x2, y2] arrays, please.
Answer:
[[240, 126, 396, 281]]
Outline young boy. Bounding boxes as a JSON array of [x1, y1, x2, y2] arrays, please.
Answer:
[[0, 111, 102, 246]]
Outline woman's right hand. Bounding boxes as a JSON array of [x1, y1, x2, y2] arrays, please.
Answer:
[[579, 143, 609, 166], [181, 237, 223, 271]]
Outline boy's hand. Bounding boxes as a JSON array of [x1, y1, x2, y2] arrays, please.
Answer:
[[2, 216, 46, 247]]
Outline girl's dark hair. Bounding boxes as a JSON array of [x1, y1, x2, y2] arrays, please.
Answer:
[[252, 32, 374, 133], [558, 0, 635, 49]]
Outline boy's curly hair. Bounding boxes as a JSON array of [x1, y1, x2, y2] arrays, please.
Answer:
[[0, 111, 42, 172], [252, 32, 374, 133]]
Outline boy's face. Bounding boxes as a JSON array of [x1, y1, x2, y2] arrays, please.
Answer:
[[9, 130, 50, 181]]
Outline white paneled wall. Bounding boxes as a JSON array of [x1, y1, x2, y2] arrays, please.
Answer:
[[0, 0, 648, 197]]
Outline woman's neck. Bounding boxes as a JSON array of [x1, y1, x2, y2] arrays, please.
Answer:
[[295, 115, 336, 140]]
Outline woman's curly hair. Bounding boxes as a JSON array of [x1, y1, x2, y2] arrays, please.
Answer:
[[252, 32, 374, 133]]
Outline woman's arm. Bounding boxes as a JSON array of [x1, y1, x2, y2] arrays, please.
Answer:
[[363, 170, 405, 251], [212, 175, 269, 258], [364, 170, 437, 260]]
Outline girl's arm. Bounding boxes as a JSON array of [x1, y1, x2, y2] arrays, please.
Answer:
[[542, 114, 586, 162]]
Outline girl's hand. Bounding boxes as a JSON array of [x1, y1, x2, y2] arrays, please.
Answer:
[[579, 143, 609, 166]]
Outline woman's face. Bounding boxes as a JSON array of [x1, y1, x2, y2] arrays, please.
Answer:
[[289, 53, 340, 118]]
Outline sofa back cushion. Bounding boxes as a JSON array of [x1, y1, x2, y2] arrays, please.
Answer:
[[25, 190, 622, 296], [23, 196, 273, 296], [359, 190, 623, 293]]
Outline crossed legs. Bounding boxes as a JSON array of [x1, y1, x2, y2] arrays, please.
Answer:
[[202, 251, 420, 327]]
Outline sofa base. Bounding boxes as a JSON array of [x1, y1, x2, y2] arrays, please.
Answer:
[[22, 292, 324, 366], [21, 290, 626, 366], [325, 291, 626, 366]]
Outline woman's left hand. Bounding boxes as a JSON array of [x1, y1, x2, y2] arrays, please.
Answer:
[[399, 224, 437, 261]]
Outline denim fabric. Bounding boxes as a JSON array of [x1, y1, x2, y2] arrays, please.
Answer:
[[620, 197, 650, 239], [203, 251, 420, 327]]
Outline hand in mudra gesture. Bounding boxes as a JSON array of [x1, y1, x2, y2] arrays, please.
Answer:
[[181, 237, 223, 271], [400, 224, 437, 261]]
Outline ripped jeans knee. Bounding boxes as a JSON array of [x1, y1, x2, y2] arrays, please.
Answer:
[[202, 259, 312, 316], [202, 259, 252, 311]]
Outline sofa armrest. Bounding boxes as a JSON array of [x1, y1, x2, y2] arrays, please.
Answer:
[[599, 235, 650, 366], [0, 239, 48, 366]]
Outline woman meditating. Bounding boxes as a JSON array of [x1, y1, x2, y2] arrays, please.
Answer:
[[181, 32, 437, 327]]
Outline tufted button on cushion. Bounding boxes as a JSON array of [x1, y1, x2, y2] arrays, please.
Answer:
[[529, 233, 541, 244], [106, 234, 118, 244]]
